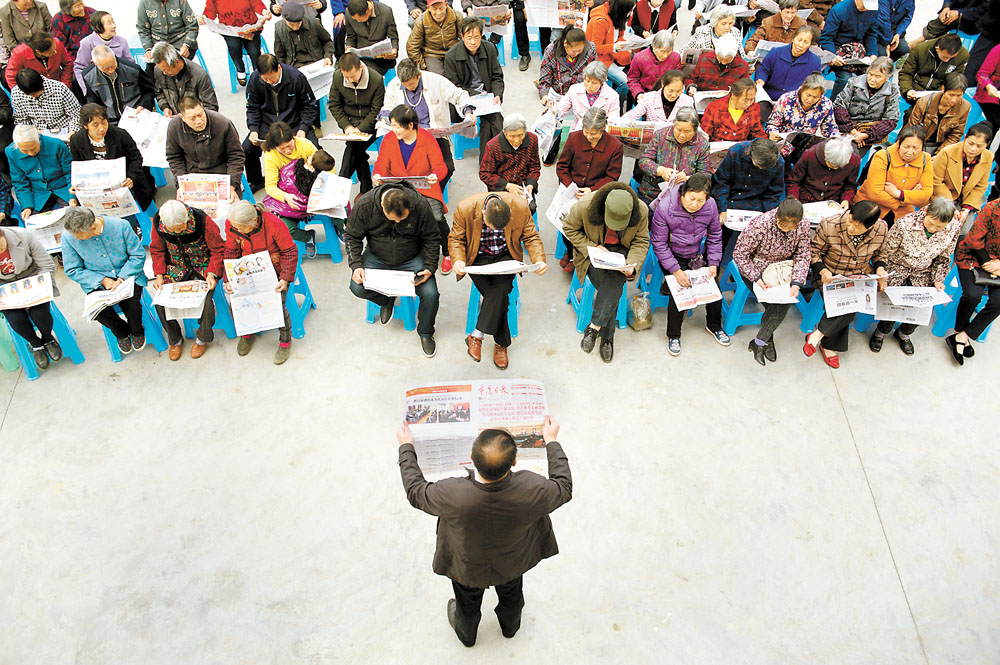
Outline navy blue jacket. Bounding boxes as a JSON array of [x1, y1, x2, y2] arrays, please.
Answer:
[[245, 64, 319, 135], [820, 0, 880, 57], [880, 0, 914, 43], [711, 141, 785, 213]]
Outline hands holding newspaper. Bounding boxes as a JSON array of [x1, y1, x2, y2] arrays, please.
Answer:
[[672, 265, 716, 288], [352, 268, 432, 286]]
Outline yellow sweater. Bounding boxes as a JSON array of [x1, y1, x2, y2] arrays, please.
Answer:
[[263, 137, 318, 203]]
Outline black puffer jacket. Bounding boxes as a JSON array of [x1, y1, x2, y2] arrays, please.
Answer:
[[345, 182, 440, 272]]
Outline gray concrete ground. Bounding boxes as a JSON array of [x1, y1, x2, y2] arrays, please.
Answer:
[[2, 1, 998, 664]]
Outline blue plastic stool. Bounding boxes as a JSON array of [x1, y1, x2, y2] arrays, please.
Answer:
[[150, 166, 167, 187], [286, 261, 317, 339], [2, 303, 85, 380], [931, 264, 994, 341], [241, 173, 256, 202], [453, 119, 480, 160], [510, 26, 542, 58], [181, 286, 238, 340], [194, 50, 214, 86], [134, 199, 159, 247], [365, 296, 417, 331], [719, 260, 763, 335], [465, 278, 520, 337], [566, 272, 628, 333], [366, 134, 383, 154], [854, 312, 875, 332], [299, 214, 344, 263], [101, 290, 169, 362], [636, 249, 672, 312], [226, 37, 269, 94], [555, 232, 569, 260], [796, 288, 826, 333], [383, 68, 396, 86], [495, 34, 507, 67]]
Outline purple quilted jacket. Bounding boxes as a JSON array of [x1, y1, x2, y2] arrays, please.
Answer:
[[263, 159, 309, 219]]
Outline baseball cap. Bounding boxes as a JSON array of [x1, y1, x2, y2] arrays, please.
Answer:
[[283, 2, 305, 21], [604, 190, 633, 231]]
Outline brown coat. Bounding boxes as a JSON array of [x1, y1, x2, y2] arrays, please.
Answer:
[[906, 93, 971, 148], [932, 141, 995, 211], [399, 441, 573, 588], [406, 6, 460, 69], [562, 181, 650, 283], [810, 211, 888, 281], [448, 192, 545, 277], [746, 14, 806, 53]]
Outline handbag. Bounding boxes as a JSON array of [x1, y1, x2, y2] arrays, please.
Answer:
[[973, 267, 1000, 287], [762, 260, 793, 287]]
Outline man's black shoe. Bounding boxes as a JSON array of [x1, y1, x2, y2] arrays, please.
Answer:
[[599, 338, 613, 363], [447, 599, 476, 647], [580, 327, 597, 353], [379, 302, 393, 325], [519, 54, 530, 71], [421, 336, 437, 358]]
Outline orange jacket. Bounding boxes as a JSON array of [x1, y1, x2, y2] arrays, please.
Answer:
[[855, 144, 934, 218], [585, 4, 632, 68]]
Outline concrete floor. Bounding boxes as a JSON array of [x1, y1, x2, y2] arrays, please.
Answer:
[[2, 1, 998, 664]]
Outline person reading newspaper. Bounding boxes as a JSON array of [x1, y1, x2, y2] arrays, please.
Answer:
[[396, 414, 571, 648], [345, 0, 399, 75], [0, 226, 62, 370]]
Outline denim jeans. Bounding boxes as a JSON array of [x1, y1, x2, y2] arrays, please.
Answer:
[[607, 63, 629, 105], [223, 33, 262, 74], [348, 251, 440, 337]]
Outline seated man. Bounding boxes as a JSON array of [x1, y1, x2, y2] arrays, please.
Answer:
[[244, 53, 320, 193], [713, 138, 785, 249], [6, 125, 74, 220], [327, 52, 384, 194], [75, 10, 134, 91], [478, 114, 541, 214], [273, 1, 334, 69], [905, 72, 971, 153], [151, 41, 219, 118], [12, 69, 81, 134], [82, 45, 155, 123], [443, 17, 504, 156], [684, 34, 749, 96], [898, 33, 968, 102], [166, 96, 246, 201], [449, 192, 546, 369], [345, 181, 441, 358], [786, 136, 859, 206], [345, 0, 399, 75], [405, 0, 461, 75], [5, 32, 74, 90], [563, 182, 649, 363]]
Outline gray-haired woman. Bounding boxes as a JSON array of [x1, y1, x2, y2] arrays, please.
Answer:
[[869, 197, 962, 355], [682, 5, 748, 62], [479, 113, 542, 214], [551, 61, 622, 132], [833, 57, 901, 152], [786, 137, 860, 207]]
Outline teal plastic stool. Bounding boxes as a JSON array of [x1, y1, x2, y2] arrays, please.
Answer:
[[931, 264, 994, 341], [134, 199, 159, 247], [241, 173, 256, 202], [150, 166, 167, 187], [566, 271, 628, 333], [2, 303, 85, 380], [637, 249, 672, 312], [299, 214, 344, 263], [465, 278, 520, 337], [555, 232, 569, 260], [495, 35, 507, 66], [286, 260, 316, 339], [0, 319, 19, 371], [182, 287, 238, 340], [453, 118, 480, 160], [719, 260, 762, 335], [795, 288, 826, 333], [101, 290, 168, 362], [510, 26, 542, 58], [365, 296, 417, 331], [194, 50, 214, 86], [383, 68, 396, 86]]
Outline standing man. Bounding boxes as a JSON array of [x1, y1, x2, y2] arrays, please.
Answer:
[[443, 17, 504, 157], [243, 53, 319, 193], [327, 51, 384, 193], [345, 0, 398, 75], [273, 1, 334, 69], [396, 415, 572, 647]]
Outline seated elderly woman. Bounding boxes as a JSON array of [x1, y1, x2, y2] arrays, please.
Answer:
[[636, 108, 711, 205], [61, 208, 148, 355], [551, 61, 621, 133], [478, 114, 542, 214], [585, 0, 636, 103], [626, 31, 681, 100], [682, 6, 748, 62], [622, 70, 694, 125], [556, 107, 624, 270], [949, 198, 1000, 365], [537, 28, 596, 163], [733, 197, 813, 366], [855, 126, 934, 224], [684, 34, 749, 97], [149, 200, 225, 361], [870, 197, 962, 356], [223, 200, 299, 365], [713, 138, 784, 249], [765, 72, 839, 161], [833, 57, 900, 153], [702, 78, 768, 143], [754, 25, 821, 118], [650, 174, 728, 355], [804, 200, 888, 368], [0, 225, 61, 369], [746, 0, 807, 54], [263, 148, 338, 255], [12, 69, 80, 134], [787, 137, 859, 208], [374, 104, 451, 271], [5, 125, 74, 220], [905, 73, 971, 154], [932, 123, 995, 225]]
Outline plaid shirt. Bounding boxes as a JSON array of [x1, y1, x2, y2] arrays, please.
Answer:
[[956, 200, 1000, 270], [537, 42, 597, 97], [810, 212, 888, 281], [684, 52, 749, 93], [479, 220, 508, 255], [701, 95, 767, 142], [11, 78, 81, 133], [52, 8, 95, 57]]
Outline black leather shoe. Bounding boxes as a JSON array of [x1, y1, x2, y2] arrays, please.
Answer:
[[580, 327, 598, 353], [894, 329, 914, 355], [420, 336, 436, 358], [32, 347, 49, 370], [447, 599, 476, 647], [945, 334, 965, 366], [44, 340, 63, 362], [748, 339, 766, 366], [869, 332, 884, 352], [379, 302, 393, 325], [599, 337, 613, 363], [764, 338, 776, 362], [519, 54, 530, 71]]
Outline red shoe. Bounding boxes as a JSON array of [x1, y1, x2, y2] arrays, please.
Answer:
[[561, 258, 574, 273], [559, 255, 572, 269], [441, 257, 453, 274], [819, 345, 840, 369], [803, 334, 816, 357]]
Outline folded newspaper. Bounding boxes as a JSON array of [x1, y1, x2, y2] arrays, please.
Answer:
[[224, 251, 285, 335], [426, 118, 478, 139], [0, 272, 54, 310], [300, 58, 335, 100], [723, 209, 760, 232], [464, 260, 545, 275], [23, 208, 68, 253], [307, 171, 352, 216], [151, 280, 210, 321], [545, 182, 579, 231], [117, 106, 169, 169], [587, 246, 635, 271], [363, 268, 417, 297], [665, 268, 723, 311], [82, 277, 135, 321], [348, 37, 393, 59]]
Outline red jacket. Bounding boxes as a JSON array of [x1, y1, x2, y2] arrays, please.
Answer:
[[556, 130, 623, 191], [374, 127, 449, 207], [585, 4, 632, 68], [701, 95, 767, 142], [223, 210, 299, 283], [631, 0, 676, 35], [6, 41, 73, 88], [202, 0, 265, 29]]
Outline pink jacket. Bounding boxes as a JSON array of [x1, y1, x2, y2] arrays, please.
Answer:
[[974, 43, 1000, 107], [626, 46, 682, 98], [622, 90, 695, 123], [262, 159, 309, 219], [555, 81, 621, 132]]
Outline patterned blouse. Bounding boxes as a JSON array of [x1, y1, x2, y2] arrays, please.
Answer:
[[880, 207, 961, 287], [765, 90, 840, 156], [733, 208, 813, 286], [636, 125, 712, 201], [956, 199, 1000, 270]]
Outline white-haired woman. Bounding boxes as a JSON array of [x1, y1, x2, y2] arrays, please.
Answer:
[[479, 113, 542, 214], [684, 33, 749, 96], [149, 200, 225, 361], [786, 137, 859, 208], [7, 124, 74, 220], [626, 31, 681, 99], [681, 6, 748, 62]]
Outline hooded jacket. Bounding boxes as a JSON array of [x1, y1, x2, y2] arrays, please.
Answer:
[[562, 181, 650, 283]]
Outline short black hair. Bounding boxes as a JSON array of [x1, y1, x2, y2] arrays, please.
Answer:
[[680, 173, 713, 197], [381, 188, 410, 217], [730, 76, 756, 97], [15, 68, 43, 94], [347, 0, 368, 17], [936, 33, 962, 55], [851, 200, 881, 228], [339, 51, 361, 72], [484, 195, 511, 229], [263, 121, 295, 151], [459, 16, 484, 35], [258, 53, 279, 74], [966, 122, 994, 143], [777, 197, 804, 222], [79, 103, 109, 126], [90, 10, 110, 33], [471, 429, 517, 481], [896, 124, 926, 146], [28, 32, 54, 53], [655, 69, 684, 90], [388, 104, 419, 130], [944, 71, 968, 91], [177, 95, 203, 114], [312, 149, 336, 172], [749, 138, 780, 169]]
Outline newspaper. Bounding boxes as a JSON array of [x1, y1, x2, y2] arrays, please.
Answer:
[[909, 90, 937, 100], [798, 8, 814, 19], [23, 208, 67, 253], [117, 106, 169, 168], [884, 286, 951, 308], [300, 59, 335, 100], [468, 4, 510, 35], [617, 33, 653, 51], [694, 90, 728, 112], [464, 260, 545, 275], [874, 291, 935, 326], [607, 120, 668, 145], [224, 251, 285, 335], [753, 282, 799, 304], [681, 48, 711, 66], [802, 201, 845, 227], [71, 157, 126, 189], [755, 0, 780, 12], [82, 276, 135, 321], [203, 15, 265, 38], [348, 37, 393, 59], [363, 269, 417, 297], [587, 246, 635, 271], [75, 187, 141, 218], [723, 209, 760, 232], [525, 0, 586, 29], [809, 45, 839, 66], [665, 268, 723, 311], [470, 92, 503, 116], [750, 39, 787, 59], [320, 131, 373, 142], [0, 272, 54, 310], [379, 175, 432, 190], [177, 174, 231, 221], [545, 183, 579, 232], [732, 6, 760, 18], [151, 280, 210, 321], [822, 276, 878, 317], [404, 380, 550, 481], [426, 118, 478, 139], [306, 171, 351, 216]]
